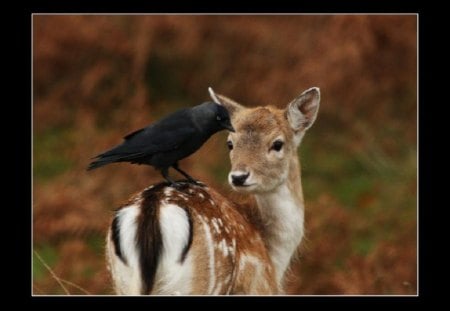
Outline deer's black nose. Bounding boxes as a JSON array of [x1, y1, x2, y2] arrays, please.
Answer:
[[231, 173, 250, 186]]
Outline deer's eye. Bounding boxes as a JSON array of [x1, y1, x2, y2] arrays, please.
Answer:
[[227, 141, 234, 151], [270, 140, 284, 152]]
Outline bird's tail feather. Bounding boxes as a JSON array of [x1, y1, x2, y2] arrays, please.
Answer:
[[87, 154, 126, 171], [87, 151, 147, 171]]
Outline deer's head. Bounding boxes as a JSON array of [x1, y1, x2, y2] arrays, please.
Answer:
[[210, 87, 320, 193]]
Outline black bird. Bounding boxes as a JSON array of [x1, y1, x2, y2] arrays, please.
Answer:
[[87, 101, 235, 186]]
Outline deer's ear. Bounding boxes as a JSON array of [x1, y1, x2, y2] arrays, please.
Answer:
[[286, 87, 320, 132], [209, 87, 244, 118]]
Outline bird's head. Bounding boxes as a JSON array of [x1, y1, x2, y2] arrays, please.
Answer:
[[214, 104, 235, 132], [196, 101, 235, 133]]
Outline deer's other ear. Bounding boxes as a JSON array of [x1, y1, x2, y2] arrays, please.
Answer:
[[286, 87, 320, 132], [209, 87, 245, 118]]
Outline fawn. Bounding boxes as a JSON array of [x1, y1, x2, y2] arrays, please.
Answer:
[[105, 87, 320, 295]]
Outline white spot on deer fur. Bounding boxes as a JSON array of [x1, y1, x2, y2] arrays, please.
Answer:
[[209, 199, 215, 206], [198, 216, 216, 293], [201, 215, 211, 225], [174, 193, 189, 201], [211, 218, 221, 234], [198, 193, 205, 199], [231, 239, 236, 256], [179, 195, 189, 202], [144, 185, 154, 191], [217, 218, 223, 227], [219, 239, 229, 257], [154, 203, 193, 294], [108, 204, 141, 295], [164, 187, 175, 197]]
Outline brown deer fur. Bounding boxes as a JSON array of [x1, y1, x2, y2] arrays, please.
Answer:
[[106, 87, 320, 295]]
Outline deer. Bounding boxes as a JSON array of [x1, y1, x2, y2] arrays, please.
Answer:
[[105, 87, 320, 295]]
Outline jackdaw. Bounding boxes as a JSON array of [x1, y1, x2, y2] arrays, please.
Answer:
[[87, 101, 234, 186]]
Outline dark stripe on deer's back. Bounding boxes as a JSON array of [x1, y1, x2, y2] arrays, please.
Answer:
[[136, 183, 166, 295], [111, 214, 127, 265]]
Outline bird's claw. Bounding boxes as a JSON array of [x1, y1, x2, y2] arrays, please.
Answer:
[[168, 179, 204, 191], [169, 181, 189, 191], [187, 178, 204, 187]]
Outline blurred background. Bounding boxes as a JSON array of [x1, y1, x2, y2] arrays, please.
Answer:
[[33, 15, 417, 295]]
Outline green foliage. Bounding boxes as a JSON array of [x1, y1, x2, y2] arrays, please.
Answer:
[[34, 128, 74, 182], [353, 235, 376, 257], [334, 175, 374, 208], [82, 266, 95, 278], [33, 244, 58, 280], [86, 236, 105, 252]]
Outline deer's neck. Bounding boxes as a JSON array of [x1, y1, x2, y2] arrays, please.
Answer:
[[254, 155, 304, 286]]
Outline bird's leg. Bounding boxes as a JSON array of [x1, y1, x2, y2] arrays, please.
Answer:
[[161, 168, 177, 187], [172, 163, 202, 185]]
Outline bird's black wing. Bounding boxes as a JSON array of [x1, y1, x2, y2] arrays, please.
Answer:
[[96, 108, 197, 159], [123, 127, 145, 140]]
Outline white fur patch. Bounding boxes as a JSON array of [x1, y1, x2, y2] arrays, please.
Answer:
[[179, 194, 189, 201], [255, 184, 304, 285], [109, 204, 142, 295], [164, 187, 175, 197], [219, 239, 228, 257], [211, 218, 222, 235], [154, 203, 193, 294]]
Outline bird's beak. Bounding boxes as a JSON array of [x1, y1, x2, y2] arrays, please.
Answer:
[[223, 122, 235, 132]]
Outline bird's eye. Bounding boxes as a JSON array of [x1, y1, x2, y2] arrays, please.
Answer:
[[270, 140, 284, 152], [227, 141, 233, 151], [216, 115, 222, 121]]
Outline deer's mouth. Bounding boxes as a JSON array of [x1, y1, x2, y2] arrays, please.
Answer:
[[239, 183, 256, 187], [231, 183, 258, 192]]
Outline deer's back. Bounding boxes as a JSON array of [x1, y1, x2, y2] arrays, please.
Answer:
[[106, 182, 278, 295]]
